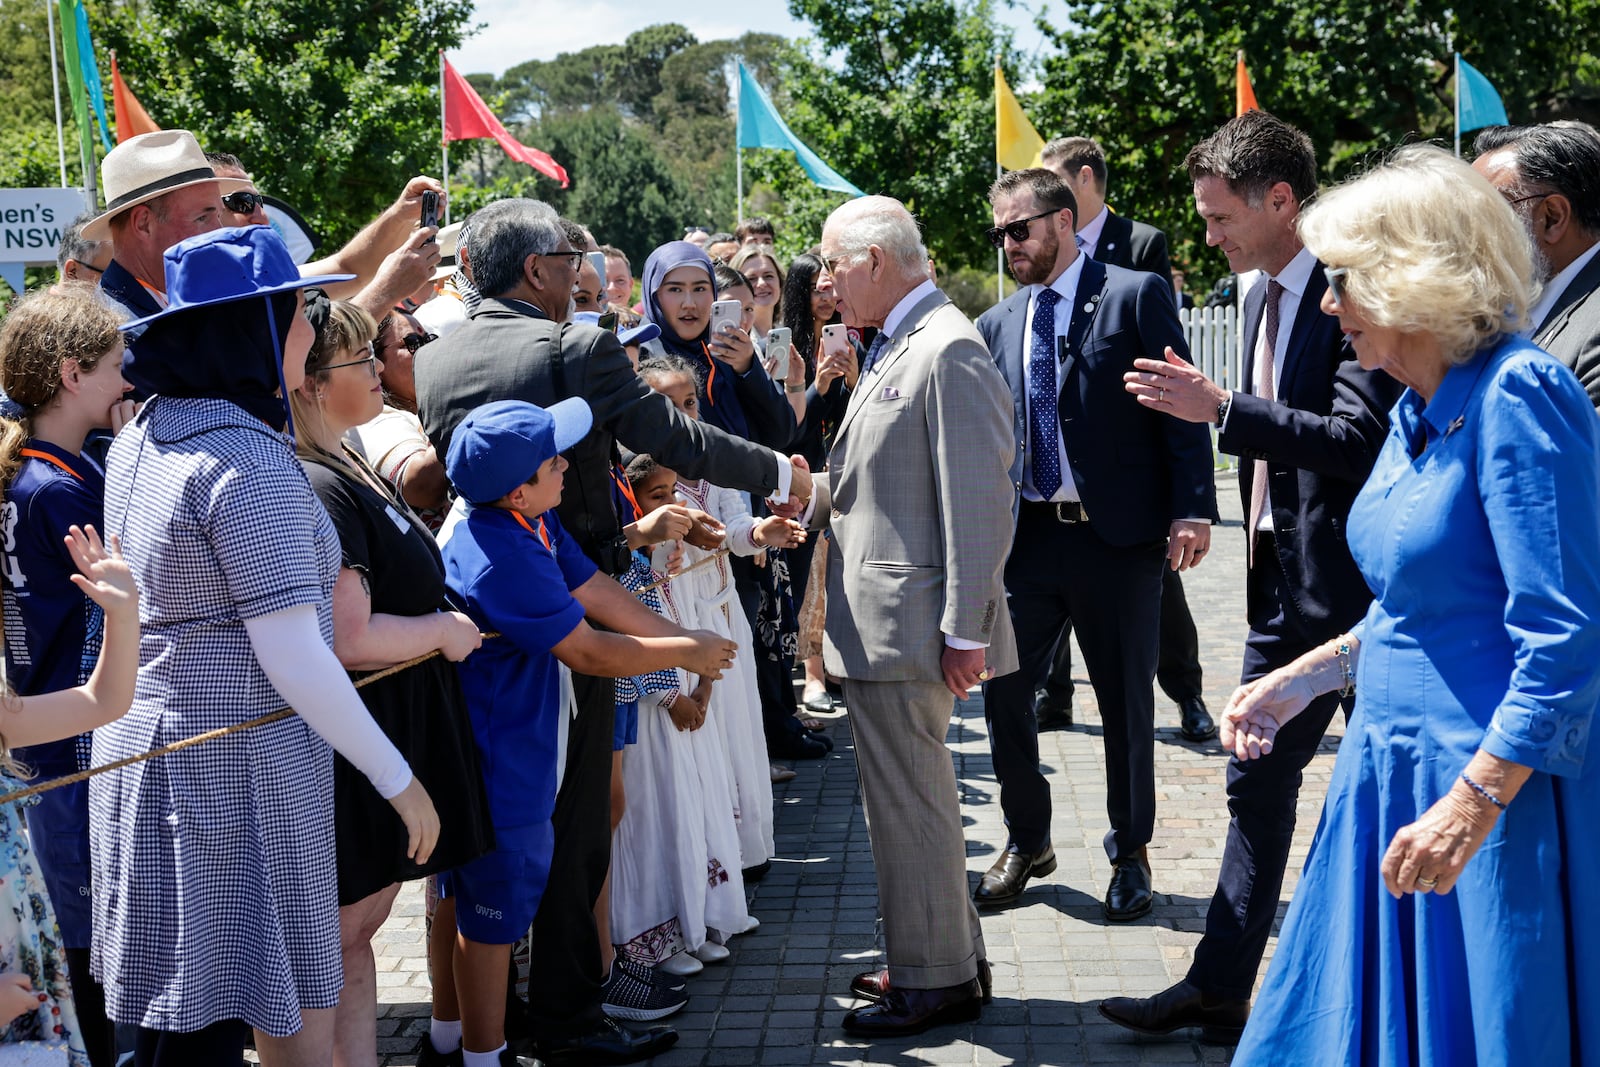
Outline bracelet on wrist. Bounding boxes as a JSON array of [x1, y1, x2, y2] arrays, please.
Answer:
[[1334, 639, 1354, 698], [1459, 771, 1508, 811]]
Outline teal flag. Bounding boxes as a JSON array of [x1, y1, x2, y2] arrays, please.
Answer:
[[74, 1, 113, 151], [736, 61, 863, 197], [1457, 54, 1509, 132]]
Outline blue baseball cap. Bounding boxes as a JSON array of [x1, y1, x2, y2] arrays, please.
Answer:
[[618, 321, 660, 347], [446, 398, 593, 505]]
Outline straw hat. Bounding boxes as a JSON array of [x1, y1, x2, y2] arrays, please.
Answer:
[[82, 130, 251, 242], [430, 220, 463, 282]]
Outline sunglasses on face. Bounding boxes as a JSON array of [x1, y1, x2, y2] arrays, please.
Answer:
[[400, 332, 437, 355], [221, 190, 266, 215], [984, 208, 1060, 250], [1324, 266, 1350, 307]]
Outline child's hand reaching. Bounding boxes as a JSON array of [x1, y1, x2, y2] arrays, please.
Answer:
[[691, 679, 713, 714], [64, 525, 137, 619], [0, 973, 45, 1026], [753, 516, 807, 549]]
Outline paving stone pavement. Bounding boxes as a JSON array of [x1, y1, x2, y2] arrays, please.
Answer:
[[368, 474, 1345, 1065]]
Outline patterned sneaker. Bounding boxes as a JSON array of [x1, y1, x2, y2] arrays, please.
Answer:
[[602, 960, 689, 1021], [614, 954, 686, 992]]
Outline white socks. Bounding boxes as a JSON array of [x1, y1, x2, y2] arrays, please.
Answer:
[[429, 1016, 463, 1054], [463, 1045, 506, 1067]]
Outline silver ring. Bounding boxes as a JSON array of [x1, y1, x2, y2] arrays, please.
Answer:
[[1159, 388, 1166, 402]]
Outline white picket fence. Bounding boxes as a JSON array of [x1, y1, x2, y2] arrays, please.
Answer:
[[1180, 304, 1243, 469]]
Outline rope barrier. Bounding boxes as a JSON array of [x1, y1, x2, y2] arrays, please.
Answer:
[[0, 544, 749, 806]]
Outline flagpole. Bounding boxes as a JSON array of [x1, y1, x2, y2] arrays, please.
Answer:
[[734, 62, 744, 225], [439, 51, 451, 224], [1453, 52, 1461, 158], [994, 53, 1002, 303], [46, 0, 69, 186]]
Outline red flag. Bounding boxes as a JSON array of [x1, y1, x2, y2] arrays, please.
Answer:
[[442, 56, 569, 188], [1236, 51, 1259, 116], [111, 53, 160, 142]]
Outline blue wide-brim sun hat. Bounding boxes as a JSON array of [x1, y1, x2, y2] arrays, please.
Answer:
[[447, 397, 595, 506], [120, 225, 355, 332]]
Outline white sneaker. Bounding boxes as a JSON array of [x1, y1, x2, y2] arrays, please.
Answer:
[[690, 940, 731, 963], [657, 950, 704, 976]]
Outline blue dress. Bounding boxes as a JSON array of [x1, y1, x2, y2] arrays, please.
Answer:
[[1234, 336, 1600, 1066]]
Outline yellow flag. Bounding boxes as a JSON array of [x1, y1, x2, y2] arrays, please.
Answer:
[[996, 63, 1044, 170]]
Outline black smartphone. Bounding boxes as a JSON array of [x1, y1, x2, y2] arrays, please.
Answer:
[[598, 311, 618, 332], [420, 191, 439, 240]]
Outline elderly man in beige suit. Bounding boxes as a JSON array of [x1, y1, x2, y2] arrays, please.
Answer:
[[804, 196, 1019, 1039]]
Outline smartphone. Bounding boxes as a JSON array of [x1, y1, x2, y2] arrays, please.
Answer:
[[419, 190, 439, 240], [649, 539, 676, 574], [821, 323, 849, 359], [598, 311, 618, 332], [586, 250, 606, 279], [766, 326, 792, 381], [710, 299, 743, 337]]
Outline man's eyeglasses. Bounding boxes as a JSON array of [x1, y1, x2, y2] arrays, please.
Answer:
[[1502, 191, 1553, 211], [221, 190, 266, 215], [984, 208, 1061, 250], [323, 341, 380, 377], [400, 332, 437, 355], [820, 251, 855, 273], [539, 250, 586, 269], [1324, 266, 1351, 308]]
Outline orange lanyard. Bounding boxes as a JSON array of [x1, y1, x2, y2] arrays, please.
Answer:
[[699, 343, 718, 405], [135, 277, 169, 308], [511, 510, 553, 551], [610, 466, 642, 523], [19, 448, 83, 481]]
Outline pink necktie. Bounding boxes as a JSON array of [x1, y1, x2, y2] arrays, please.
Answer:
[[1247, 279, 1284, 568]]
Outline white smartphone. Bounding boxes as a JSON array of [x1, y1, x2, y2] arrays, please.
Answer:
[[766, 326, 792, 380], [821, 322, 849, 359], [585, 251, 606, 279], [710, 299, 743, 337], [650, 539, 676, 574]]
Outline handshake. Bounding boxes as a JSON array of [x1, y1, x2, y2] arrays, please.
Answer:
[[772, 455, 814, 521]]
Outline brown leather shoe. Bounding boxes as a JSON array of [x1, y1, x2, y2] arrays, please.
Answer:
[[973, 843, 1057, 907], [841, 979, 983, 1038], [1103, 847, 1153, 922], [850, 959, 993, 1004], [1098, 979, 1249, 1044]]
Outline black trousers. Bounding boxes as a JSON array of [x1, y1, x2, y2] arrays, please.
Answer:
[[1185, 539, 1350, 999], [983, 504, 1165, 861], [731, 553, 801, 749], [1042, 566, 1204, 705], [524, 671, 616, 1031], [135, 1021, 248, 1066], [64, 946, 116, 1067]]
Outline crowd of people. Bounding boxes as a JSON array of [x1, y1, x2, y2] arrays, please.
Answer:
[[0, 104, 1594, 1067]]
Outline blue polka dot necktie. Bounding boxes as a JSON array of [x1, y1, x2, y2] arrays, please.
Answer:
[[1028, 288, 1063, 500], [861, 331, 890, 377]]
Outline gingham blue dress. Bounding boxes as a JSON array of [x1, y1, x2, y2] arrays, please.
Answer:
[[89, 397, 343, 1036]]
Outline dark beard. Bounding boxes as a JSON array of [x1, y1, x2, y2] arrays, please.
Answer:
[[1009, 228, 1061, 287]]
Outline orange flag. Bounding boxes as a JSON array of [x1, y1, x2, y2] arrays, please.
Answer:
[[1236, 51, 1259, 116], [111, 53, 160, 142]]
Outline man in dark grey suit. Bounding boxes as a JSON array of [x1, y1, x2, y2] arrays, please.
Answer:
[[975, 168, 1218, 920], [1473, 122, 1600, 407], [809, 195, 1018, 1039], [1099, 109, 1400, 1044], [1038, 136, 1214, 743], [416, 197, 808, 1065]]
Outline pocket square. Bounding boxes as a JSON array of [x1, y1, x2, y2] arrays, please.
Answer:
[[878, 386, 901, 401]]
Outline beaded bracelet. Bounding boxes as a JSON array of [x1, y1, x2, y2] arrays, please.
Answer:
[[1460, 771, 1508, 811], [1334, 640, 1354, 698]]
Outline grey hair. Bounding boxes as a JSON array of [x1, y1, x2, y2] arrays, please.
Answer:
[[56, 212, 108, 271], [468, 199, 563, 297], [831, 196, 928, 275]]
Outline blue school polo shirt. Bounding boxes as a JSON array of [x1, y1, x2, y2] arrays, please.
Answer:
[[442, 506, 596, 829]]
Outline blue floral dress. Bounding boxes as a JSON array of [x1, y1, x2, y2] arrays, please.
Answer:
[[1234, 336, 1600, 1065], [0, 779, 85, 1063]]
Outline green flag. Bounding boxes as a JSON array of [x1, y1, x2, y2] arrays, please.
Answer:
[[58, 0, 97, 192]]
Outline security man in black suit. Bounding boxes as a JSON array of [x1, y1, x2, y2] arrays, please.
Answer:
[[974, 168, 1218, 919], [1038, 136, 1214, 743], [1100, 110, 1402, 1043]]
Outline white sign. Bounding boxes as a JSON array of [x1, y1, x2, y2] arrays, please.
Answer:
[[0, 188, 96, 264]]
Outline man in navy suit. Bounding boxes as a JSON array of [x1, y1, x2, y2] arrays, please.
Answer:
[[1038, 135, 1214, 743], [1100, 110, 1401, 1042], [973, 168, 1218, 919]]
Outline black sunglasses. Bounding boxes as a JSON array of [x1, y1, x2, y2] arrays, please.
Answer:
[[984, 208, 1061, 250], [221, 190, 266, 214], [401, 331, 438, 355]]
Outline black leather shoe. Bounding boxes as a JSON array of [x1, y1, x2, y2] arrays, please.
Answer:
[[1098, 979, 1250, 1044], [533, 1016, 677, 1065], [850, 959, 992, 1004], [841, 979, 983, 1038], [1103, 847, 1153, 922], [1178, 696, 1217, 742], [770, 728, 830, 760], [1033, 688, 1074, 730], [973, 843, 1057, 907], [414, 1041, 465, 1067]]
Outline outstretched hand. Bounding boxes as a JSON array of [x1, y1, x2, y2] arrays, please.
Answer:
[[1219, 669, 1317, 760], [64, 525, 137, 619]]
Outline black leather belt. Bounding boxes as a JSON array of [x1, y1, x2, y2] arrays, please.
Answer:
[[1024, 498, 1090, 524]]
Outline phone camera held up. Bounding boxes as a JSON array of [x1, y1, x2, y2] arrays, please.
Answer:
[[420, 191, 440, 241]]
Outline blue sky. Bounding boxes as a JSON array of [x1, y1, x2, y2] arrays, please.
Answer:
[[452, 0, 1057, 79]]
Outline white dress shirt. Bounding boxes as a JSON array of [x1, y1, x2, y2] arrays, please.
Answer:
[[1076, 206, 1111, 258]]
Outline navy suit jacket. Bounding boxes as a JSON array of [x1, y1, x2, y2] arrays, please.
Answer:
[[1219, 265, 1402, 633], [1093, 212, 1173, 289], [977, 258, 1218, 547]]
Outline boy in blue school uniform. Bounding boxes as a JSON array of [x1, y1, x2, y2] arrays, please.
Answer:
[[425, 399, 736, 1067]]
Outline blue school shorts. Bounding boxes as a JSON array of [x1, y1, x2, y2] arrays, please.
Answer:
[[437, 821, 556, 944], [614, 700, 639, 751]]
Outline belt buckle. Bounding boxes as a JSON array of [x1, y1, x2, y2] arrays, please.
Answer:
[[1054, 501, 1087, 524]]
